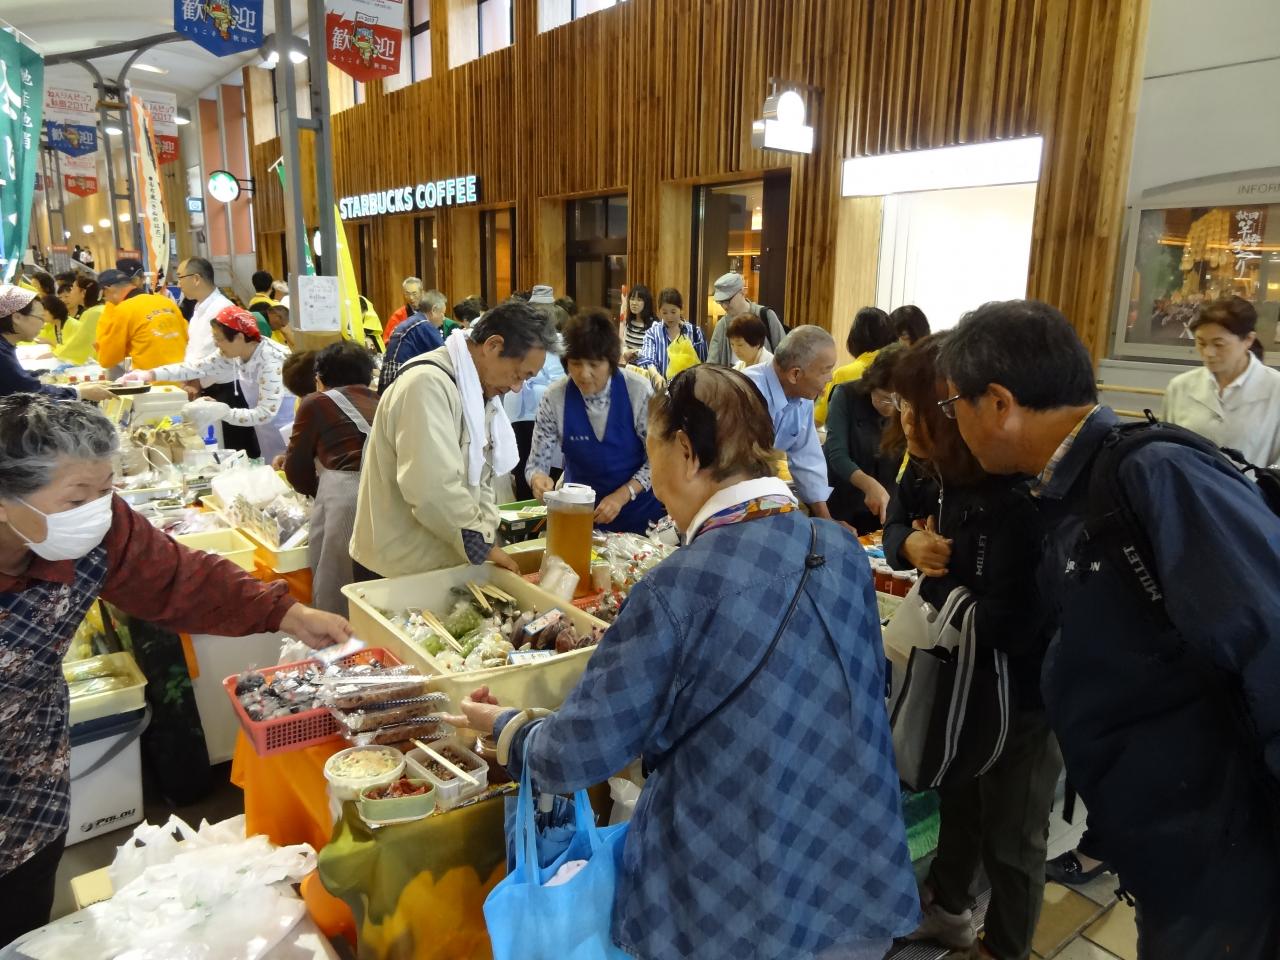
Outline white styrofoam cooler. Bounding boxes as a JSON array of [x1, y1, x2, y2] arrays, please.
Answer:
[[67, 707, 148, 846]]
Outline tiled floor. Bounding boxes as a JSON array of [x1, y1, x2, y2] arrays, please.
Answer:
[[890, 786, 1140, 960]]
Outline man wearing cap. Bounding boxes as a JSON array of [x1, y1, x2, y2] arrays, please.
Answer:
[[176, 256, 262, 456], [706, 272, 786, 367], [379, 288, 448, 396], [125, 305, 295, 464], [94, 269, 188, 374]]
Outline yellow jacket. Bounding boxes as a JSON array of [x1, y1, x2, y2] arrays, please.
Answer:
[[96, 293, 189, 371], [53, 304, 104, 366], [814, 350, 880, 426]]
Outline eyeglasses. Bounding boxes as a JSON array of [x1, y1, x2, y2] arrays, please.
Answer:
[[938, 394, 962, 419], [872, 392, 901, 412], [177, 273, 198, 281]]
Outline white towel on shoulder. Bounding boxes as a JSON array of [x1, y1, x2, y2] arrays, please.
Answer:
[[446, 329, 520, 485]]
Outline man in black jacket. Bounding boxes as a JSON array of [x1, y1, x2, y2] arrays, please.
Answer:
[[939, 299, 1280, 960]]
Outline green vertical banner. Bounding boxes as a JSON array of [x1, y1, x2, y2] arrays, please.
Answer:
[[274, 159, 316, 276], [0, 31, 43, 282]]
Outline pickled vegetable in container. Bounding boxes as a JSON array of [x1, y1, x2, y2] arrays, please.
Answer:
[[544, 483, 595, 596]]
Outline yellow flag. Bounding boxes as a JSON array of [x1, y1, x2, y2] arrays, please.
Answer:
[[331, 206, 361, 342]]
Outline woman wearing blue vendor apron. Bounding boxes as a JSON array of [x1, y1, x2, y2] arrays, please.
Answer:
[[527, 308, 666, 533]]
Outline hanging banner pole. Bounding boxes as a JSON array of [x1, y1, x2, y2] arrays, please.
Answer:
[[0, 29, 43, 282]]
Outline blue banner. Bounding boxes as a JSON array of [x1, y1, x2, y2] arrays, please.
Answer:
[[174, 0, 264, 58], [45, 120, 97, 156], [0, 31, 42, 283]]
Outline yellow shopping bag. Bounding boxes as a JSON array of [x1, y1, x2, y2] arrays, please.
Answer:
[[665, 335, 701, 379]]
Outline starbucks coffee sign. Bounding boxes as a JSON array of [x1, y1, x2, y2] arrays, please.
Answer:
[[339, 175, 480, 220]]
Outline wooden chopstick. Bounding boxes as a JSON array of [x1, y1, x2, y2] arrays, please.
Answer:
[[413, 739, 480, 786], [467, 582, 492, 613]]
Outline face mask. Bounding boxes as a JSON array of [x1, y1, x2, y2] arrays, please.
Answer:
[[8, 493, 114, 561]]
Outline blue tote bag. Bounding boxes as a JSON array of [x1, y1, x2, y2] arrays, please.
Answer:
[[484, 771, 630, 960]]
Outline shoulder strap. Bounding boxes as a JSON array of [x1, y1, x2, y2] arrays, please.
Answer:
[[1081, 412, 1247, 627], [396, 351, 456, 384], [324, 388, 371, 435], [648, 522, 824, 773]]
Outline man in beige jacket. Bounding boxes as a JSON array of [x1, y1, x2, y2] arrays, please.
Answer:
[[350, 301, 560, 579]]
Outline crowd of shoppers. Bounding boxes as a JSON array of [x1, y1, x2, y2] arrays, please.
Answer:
[[4, 240, 1279, 960]]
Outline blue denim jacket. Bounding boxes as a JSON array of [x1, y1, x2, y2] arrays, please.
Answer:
[[501, 510, 920, 959]]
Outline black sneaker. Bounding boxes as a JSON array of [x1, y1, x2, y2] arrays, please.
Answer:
[[1046, 850, 1111, 886]]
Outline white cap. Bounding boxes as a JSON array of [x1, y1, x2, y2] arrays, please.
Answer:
[[553, 482, 596, 505]]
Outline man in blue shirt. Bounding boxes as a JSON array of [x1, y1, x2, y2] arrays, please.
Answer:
[[743, 326, 836, 519], [379, 289, 448, 396], [940, 299, 1280, 960]]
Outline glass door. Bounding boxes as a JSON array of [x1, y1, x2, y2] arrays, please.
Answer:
[[481, 208, 516, 304], [566, 195, 628, 313]]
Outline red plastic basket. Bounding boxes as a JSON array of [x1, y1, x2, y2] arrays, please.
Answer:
[[223, 648, 404, 757]]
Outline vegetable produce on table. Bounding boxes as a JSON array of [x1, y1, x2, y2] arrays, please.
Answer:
[[385, 583, 608, 672]]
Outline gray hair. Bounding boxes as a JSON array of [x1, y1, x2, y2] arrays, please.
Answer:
[[183, 256, 215, 285], [471, 300, 562, 358], [0, 395, 119, 499], [774, 325, 835, 371], [401, 276, 423, 291], [421, 289, 447, 313]]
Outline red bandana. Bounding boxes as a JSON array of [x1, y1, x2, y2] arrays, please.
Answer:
[[214, 305, 262, 340]]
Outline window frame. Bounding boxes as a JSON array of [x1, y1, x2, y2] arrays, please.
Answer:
[[409, 4, 430, 82]]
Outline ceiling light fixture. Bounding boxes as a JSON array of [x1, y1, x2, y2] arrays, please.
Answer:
[[131, 62, 168, 75], [104, 124, 122, 136], [752, 86, 814, 155], [174, 108, 192, 126], [82, 224, 94, 234], [259, 35, 309, 69], [119, 212, 131, 222], [97, 218, 111, 228]]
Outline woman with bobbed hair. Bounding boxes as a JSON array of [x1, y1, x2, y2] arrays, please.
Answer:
[[0, 395, 350, 944], [452, 364, 920, 960], [527, 308, 665, 532], [1162, 296, 1280, 467]]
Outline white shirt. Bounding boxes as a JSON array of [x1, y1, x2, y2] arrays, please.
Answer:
[[1162, 354, 1280, 467], [187, 290, 235, 384], [733, 347, 774, 372]]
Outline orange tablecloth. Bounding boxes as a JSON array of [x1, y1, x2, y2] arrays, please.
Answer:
[[231, 732, 356, 942]]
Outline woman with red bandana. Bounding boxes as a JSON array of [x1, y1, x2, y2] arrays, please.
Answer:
[[125, 305, 295, 462]]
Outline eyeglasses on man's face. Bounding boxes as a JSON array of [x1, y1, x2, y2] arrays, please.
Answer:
[[938, 394, 962, 419]]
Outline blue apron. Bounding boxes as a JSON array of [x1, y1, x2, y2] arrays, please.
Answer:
[[563, 372, 666, 534]]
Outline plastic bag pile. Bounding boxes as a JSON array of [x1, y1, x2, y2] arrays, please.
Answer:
[[10, 815, 316, 960]]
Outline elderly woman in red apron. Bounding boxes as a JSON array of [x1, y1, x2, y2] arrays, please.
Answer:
[[0, 395, 349, 946], [127, 305, 295, 464], [282, 342, 379, 614], [526, 308, 666, 533]]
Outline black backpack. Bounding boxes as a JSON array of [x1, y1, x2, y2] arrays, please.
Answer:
[[1078, 410, 1280, 822], [1081, 411, 1280, 622]]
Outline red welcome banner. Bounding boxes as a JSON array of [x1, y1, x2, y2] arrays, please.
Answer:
[[326, 0, 403, 83], [61, 151, 99, 198], [135, 89, 180, 165], [64, 174, 99, 198]]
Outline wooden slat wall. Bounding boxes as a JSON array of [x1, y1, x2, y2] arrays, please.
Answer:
[[249, 0, 1148, 357]]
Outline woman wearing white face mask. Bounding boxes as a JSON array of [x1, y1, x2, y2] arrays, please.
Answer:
[[0, 394, 351, 945], [123, 305, 295, 462]]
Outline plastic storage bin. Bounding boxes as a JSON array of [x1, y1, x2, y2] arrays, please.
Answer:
[[342, 565, 607, 710], [175, 528, 257, 572], [239, 523, 310, 574], [65, 652, 147, 726], [405, 737, 489, 811], [67, 707, 148, 845], [223, 648, 403, 757]]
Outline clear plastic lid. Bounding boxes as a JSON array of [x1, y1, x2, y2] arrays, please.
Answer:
[[548, 482, 596, 506]]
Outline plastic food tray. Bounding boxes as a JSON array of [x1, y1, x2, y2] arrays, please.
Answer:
[[223, 647, 404, 757], [342, 565, 607, 710], [405, 737, 490, 811], [66, 652, 148, 726], [175, 528, 258, 572], [200, 492, 310, 573]]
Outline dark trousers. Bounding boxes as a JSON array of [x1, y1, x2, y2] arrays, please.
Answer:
[[929, 710, 1063, 960], [352, 560, 381, 583], [512, 420, 535, 502], [203, 380, 260, 458], [0, 833, 66, 946]]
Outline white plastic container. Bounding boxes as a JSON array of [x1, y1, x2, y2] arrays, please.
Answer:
[[67, 708, 147, 846], [323, 745, 406, 803], [129, 384, 189, 424], [405, 737, 490, 811]]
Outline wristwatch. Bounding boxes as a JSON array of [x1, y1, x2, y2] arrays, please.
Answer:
[[627, 481, 638, 501]]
